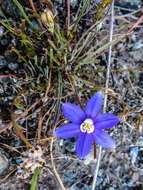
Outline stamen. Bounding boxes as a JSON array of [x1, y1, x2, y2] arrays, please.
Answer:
[[80, 119, 94, 134]]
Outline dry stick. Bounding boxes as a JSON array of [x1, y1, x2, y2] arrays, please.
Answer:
[[127, 14, 143, 33], [29, 0, 51, 39], [29, 0, 46, 31], [44, 70, 52, 99], [74, 83, 85, 111], [50, 121, 66, 189], [91, 1, 115, 190], [67, 0, 70, 36], [68, 76, 85, 111], [0, 74, 15, 79], [50, 136, 66, 190], [37, 105, 44, 140], [0, 168, 17, 184]]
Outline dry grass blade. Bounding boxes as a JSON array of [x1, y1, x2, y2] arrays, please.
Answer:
[[29, 0, 46, 32], [37, 106, 44, 141], [0, 74, 16, 79], [0, 168, 17, 184], [11, 94, 32, 148]]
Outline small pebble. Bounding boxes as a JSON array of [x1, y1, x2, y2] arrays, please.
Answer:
[[132, 172, 139, 182], [16, 158, 23, 164], [109, 187, 115, 190], [136, 136, 143, 147], [14, 140, 22, 147], [132, 40, 143, 50], [130, 146, 139, 165], [70, 0, 78, 8], [64, 138, 75, 153], [64, 172, 76, 183], [31, 19, 41, 31], [0, 56, 7, 69], [1, 38, 9, 46], [115, 0, 142, 9], [8, 62, 18, 71], [0, 26, 5, 37]]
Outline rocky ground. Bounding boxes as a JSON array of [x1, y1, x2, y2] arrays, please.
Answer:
[[0, 0, 143, 189]]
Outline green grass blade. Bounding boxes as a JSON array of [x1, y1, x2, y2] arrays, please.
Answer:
[[78, 35, 125, 65], [1, 22, 19, 36], [30, 168, 41, 190], [54, 71, 62, 124], [12, 0, 37, 30], [71, 32, 92, 63], [71, 0, 90, 35], [12, 48, 28, 64]]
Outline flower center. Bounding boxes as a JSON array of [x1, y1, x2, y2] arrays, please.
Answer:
[[80, 119, 94, 134]]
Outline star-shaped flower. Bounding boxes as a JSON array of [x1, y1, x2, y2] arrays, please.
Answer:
[[54, 91, 120, 159]]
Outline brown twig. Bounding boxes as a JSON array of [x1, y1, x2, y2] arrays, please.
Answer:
[[0, 74, 15, 79], [127, 14, 143, 34], [94, 143, 96, 159], [44, 70, 52, 99], [37, 105, 44, 141], [67, 0, 70, 36], [29, 0, 48, 35], [29, 0, 44, 29], [10, 93, 32, 148], [69, 76, 85, 111]]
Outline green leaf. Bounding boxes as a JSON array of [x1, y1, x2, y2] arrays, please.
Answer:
[[30, 168, 41, 190]]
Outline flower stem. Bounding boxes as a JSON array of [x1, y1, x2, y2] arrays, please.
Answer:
[[91, 1, 115, 189]]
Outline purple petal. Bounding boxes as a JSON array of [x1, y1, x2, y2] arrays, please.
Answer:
[[54, 123, 80, 138], [62, 103, 86, 124], [76, 133, 93, 159], [92, 130, 116, 149], [94, 113, 120, 129], [85, 91, 103, 118]]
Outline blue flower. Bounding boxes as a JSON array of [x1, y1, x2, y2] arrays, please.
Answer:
[[54, 91, 120, 159]]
